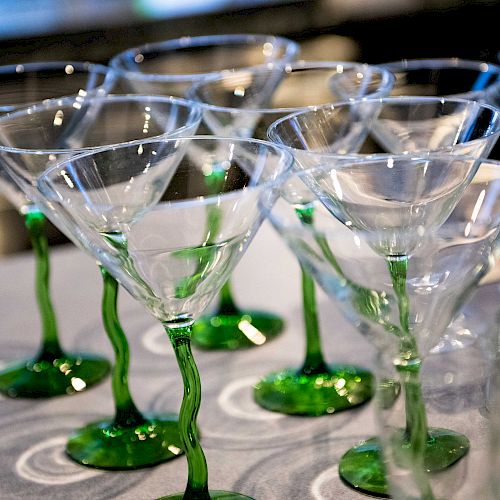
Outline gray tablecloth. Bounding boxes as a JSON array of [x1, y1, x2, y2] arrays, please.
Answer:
[[0, 221, 495, 499]]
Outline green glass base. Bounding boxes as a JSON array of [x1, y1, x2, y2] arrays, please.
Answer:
[[192, 311, 284, 350], [0, 354, 110, 398], [159, 490, 253, 499], [66, 413, 183, 470], [339, 429, 470, 497], [253, 364, 374, 416], [339, 437, 389, 497]]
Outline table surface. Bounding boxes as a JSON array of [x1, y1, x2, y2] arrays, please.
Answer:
[[0, 221, 496, 500]]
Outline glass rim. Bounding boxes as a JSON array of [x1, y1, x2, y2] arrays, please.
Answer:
[[109, 33, 300, 83], [266, 96, 500, 157], [265, 154, 500, 233], [380, 57, 500, 74], [0, 93, 203, 156], [0, 61, 116, 113], [379, 58, 500, 101], [186, 60, 395, 115], [39, 134, 295, 209], [0, 60, 112, 75]]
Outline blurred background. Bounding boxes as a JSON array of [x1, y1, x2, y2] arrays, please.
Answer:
[[0, 0, 499, 254]]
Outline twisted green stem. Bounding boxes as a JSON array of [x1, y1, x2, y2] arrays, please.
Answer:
[[25, 210, 64, 360], [387, 258, 411, 338], [100, 266, 144, 427], [387, 257, 434, 500], [166, 323, 210, 499]]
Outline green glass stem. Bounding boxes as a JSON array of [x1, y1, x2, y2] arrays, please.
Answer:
[[339, 256, 468, 497], [100, 266, 144, 427], [207, 186, 238, 317], [66, 269, 181, 469], [251, 204, 373, 416], [299, 266, 328, 375], [207, 162, 252, 312], [296, 206, 328, 376], [397, 365, 436, 500], [192, 255, 284, 350], [166, 322, 210, 500], [400, 365, 429, 455], [191, 167, 284, 351], [337, 249, 470, 498], [387, 258, 411, 338], [387, 256, 434, 499], [25, 210, 64, 360], [0, 210, 111, 399]]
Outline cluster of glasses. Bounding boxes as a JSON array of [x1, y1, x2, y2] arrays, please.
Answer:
[[0, 34, 500, 499]]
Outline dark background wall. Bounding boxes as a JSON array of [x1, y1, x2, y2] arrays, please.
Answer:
[[0, 1, 498, 65]]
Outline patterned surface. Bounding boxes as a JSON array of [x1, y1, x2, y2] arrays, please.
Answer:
[[0, 221, 496, 499]]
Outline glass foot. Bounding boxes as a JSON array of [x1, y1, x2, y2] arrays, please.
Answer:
[[66, 413, 183, 470], [0, 354, 110, 398], [339, 429, 470, 497], [253, 364, 374, 416], [192, 311, 284, 350], [160, 490, 253, 499]]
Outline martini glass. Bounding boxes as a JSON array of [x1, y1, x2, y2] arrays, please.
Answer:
[[267, 97, 500, 496], [110, 34, 299, 351], [283, 93, 500, 370], [0, 61, 116, 398], [0, 94, 203, 469], [38, 135, 293, 499], [378, 58, 500, 350], [109, 33, 300, 98], [380, 58, 500, 102], [187, 62, 394, 416], [264, 156, 500, 499]]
